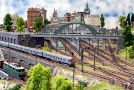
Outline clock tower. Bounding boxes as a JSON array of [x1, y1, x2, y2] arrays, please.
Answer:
[[84, 1, 90, 16]]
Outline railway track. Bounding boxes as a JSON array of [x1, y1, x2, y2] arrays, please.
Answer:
[[0, 46, 116, 85], [1, 42, 134, 89], [0, 68, 26, 87], [57, 38, 134, 88]]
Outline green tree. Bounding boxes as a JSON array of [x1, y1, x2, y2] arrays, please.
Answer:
[[42, 43, 50, 51], [74, 84, 87, 90], [44, 19, 49, 26], [8, 84, 22, 90], [26, 63, 52, 90], [126, 13, 131, 26], [100, 14, 105, 28], [16, 17, 26, 33], [3, 13, 13, 32], [34, 17, 42, 33], [128, 46, 134, 59], [131, 13, 134, 22], [52, 75, 74, 90], [119, 16, 126, 28], [122, 25, 133, 47]]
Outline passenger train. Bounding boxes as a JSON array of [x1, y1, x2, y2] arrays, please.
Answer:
[[0, 41, 74, 66]]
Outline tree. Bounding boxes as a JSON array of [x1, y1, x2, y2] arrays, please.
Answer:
[[126, 13, 131, 26], [42, 43, 50, 51], [131, 13, 134, 22], [16, 17, 25, 33], [26, 63, 52, 90], [3, 13, 13, 32], [34, 17, 42, 33], [128, 45, 134, 59], [52, 75, 74, 90], [122, 25, 133, 47], [8, 84, 22, 90], [119, 16, 126, 28], [100, 14, 105, 28], [44, 19, 49, 26]]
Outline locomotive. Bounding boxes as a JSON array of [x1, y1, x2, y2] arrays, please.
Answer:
[[0, 41, 74, 66], [3, 61, 25, 80]]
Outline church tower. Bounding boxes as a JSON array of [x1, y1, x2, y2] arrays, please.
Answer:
[[84, 1, 90, 17], [52, 9, 58, 17]]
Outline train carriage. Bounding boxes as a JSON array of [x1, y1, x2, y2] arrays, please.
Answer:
[[0, 41, 75, 67], [31, 49, 43, 57]]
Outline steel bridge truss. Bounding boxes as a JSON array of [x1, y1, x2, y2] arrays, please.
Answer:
[[35, 23, 119, 36]]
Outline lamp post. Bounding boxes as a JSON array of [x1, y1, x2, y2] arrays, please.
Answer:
[[126, 47, 127, 60], [79, 39, 81, 56], [94, 46, 96, 71], [81, 48, 85, 74], [56, 38, 58, 52], [13, 27, 14, 33], [65, 38, 66, 52], [8, 42, 10, 62], [71, 52, 75, 86], [36, 52, 38, 65]]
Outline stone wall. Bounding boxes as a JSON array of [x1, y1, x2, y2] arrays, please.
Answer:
[[53, 68, 100, 88]]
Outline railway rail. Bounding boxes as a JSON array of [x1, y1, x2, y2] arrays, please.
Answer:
[[0, 68, 26, 87], [1, 40, 134, 89]]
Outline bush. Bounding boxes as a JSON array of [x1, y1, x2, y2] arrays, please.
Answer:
[[128, 45, 134, 59]]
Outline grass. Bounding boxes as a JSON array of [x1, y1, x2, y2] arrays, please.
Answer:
[[98, 65, 112, 69], [88, 81, 124, 90], [0, 81, 5, 84], [119, 28, 134, 31], [56, 66, 61, 68], [10, 80, 16, 84], [84, 52, 89, 56], [131, 28, 134, 31], [60, 50, 65, 52], [98, 46, 103, 49], [76, 65, 90, 71], [118, 49, 134, 61], [84, 76, 90, 80]]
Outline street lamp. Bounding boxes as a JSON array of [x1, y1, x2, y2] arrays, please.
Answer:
[[36, 52, 38, 65], [79, 39, 81, 56], [8, 42, 10, 62], [94, 46, 96, 71], [71, 52, 75, 86], [126, 47, 127, 60], [13, 27, 14, 33]]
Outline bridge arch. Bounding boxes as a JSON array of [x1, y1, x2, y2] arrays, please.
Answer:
[[20, 40, 26, 46], [28, 39, 35, 48], [53, 23, 98, 36]]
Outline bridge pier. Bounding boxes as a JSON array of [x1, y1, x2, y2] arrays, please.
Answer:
[[103, 39, 106, 50], [116, 39, 119, 54]]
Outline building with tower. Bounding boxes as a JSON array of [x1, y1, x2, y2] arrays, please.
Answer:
[[50, 2, 100, 26], [11, 13, 19, 27], [40, 7, 47, 25], [84, 2, 90, 17], [83, 2, 100, 26], [27, 7, 47, 31]]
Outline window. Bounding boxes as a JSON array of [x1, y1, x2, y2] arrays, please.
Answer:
[[33, 13, 35, 16], [17, 69, 21, 72], [21, 69, 25, 72]]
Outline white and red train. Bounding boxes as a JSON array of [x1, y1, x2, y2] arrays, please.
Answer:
[[0, 41, 74, 66]]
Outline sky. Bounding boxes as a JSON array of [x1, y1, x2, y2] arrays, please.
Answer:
[[0, 0, 134, 29]]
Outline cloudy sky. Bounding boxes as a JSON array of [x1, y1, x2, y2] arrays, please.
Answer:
[[0, 0, 134, 29]]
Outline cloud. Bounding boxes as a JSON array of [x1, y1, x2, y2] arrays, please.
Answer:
[[0, 0, 133, 29]]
